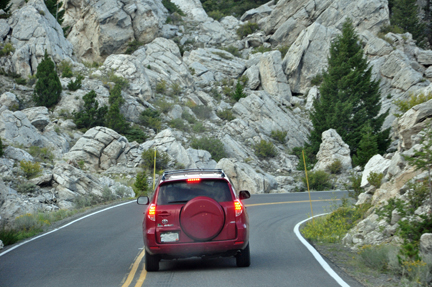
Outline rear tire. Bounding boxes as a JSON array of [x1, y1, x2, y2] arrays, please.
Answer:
[[236, 243, 251, 267], [145, 250, 160, 271]]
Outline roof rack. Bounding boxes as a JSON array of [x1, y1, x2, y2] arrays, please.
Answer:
[[162, 169, 225, 181]]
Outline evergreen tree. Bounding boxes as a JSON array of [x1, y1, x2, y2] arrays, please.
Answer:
[[73, 90, 107, 129], [105, 84, 129, 133], [44, 0, 65, 26], [352, 124, 379, 167], [309, 19, 389, 158], [0, 137, 4, 157], [33, 51, 62, 108], [0, 0, 12, 14], [391, 0, 426, 46], [133, 171, 148, 197]]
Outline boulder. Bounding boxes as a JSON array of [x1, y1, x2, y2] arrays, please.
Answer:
[[8, 0, 74, 77], [417, 50, 432, 66], [138, 38, 194, 88], [0, 92, 19, 111], [243, 64, 260, 90], [184, 48, 246, 81], [240, 1, 273, 23], [282, 22, 339, 94], [101, 53, 153, 102], [216, 158, 277, 194], [361, 154, 391, 187], [259, 51, 292, 102], [170, 0, 208, 21], [64, 0, 166, 62], [313, 129, 352, 172], [356, 193, 372, 205], [305, 86, 319, 110], [3, 146, 34, 162], [21, 106, 50, 132], [0, 110, 44, 147], [420, 233, 432, 263]]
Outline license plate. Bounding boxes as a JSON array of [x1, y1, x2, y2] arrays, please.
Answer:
[[160, 232, 179, 242]]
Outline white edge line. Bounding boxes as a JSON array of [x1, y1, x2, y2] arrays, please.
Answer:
[[294, 213, 350, 287], [0, 200, 136, 257]]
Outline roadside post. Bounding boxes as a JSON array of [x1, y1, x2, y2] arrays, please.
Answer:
[[302, 150, 314, 222]]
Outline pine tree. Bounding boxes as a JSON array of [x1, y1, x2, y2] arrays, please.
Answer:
[[73, 90, 107, 129], [309, 19, 389, 158], [105, 84, 129, 133], [352, 124, 379, 167], [391, 0, 426, 46], [44, 0, 65, 26], [33, 51, 62, 108]]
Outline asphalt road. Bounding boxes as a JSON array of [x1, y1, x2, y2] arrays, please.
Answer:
[[0, 191, 363, 287]]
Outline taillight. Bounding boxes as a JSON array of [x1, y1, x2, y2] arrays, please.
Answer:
[[148, 204, 156, 221], [234, 199, 243, 217]]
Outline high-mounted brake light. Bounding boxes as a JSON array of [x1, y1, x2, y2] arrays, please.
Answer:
[[187, 178, 201, 183], [148, 204, 156, 221], [234, 199, 243, 217]]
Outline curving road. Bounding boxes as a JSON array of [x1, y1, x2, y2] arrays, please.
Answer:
[[0, 191, 363, 287]]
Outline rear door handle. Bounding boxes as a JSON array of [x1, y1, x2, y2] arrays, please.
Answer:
[[159, 211, 171, 216]]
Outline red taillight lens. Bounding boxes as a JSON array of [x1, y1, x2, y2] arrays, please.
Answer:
[[148, 204, 156, 221], [187, 178, 201, 183], [234, 199, 243, 217]]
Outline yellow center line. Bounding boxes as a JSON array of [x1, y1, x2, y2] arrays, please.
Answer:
[[245, 199, 336, 207], [122, 249, 145, 287], [134, 262, 148, 287]]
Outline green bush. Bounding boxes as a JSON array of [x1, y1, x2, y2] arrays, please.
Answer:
[[68, 75, 84, 91], [170, 82, 182, 96], [168, 118, 188, 131], [367, 172, 383, 188], [101, 186, 116, 202], [217, 109, 235, 121], [278, 45, 289, 58], [190, 137, 226, 161], [236, 22, 259, 38], [252, 45, 272, 54], [141, 149, 170, 171], [394, 92, 432, 117], [253, 140, 277, 159], [359, 244, 399, 272], [133, 171, 148, 197], [345, 172, 363, 199], [231, 82, 247, 102], [0, 137, 3, 157], [222, 45, 241, 58], [58, 60, 73, 78], [208, 10, 224, 21], [19, 160, 42, 179], [0, 42, 14, 57], [191, 105, 212, 119], [124, 126, 147, 143], [73, 90, 107, 129], [16, 181, 38, 193], [303, 170, 332, 191], [328, 159, 342, 174], [192, 122, 206, 133], [270, 130, 287, 144], [28, 146, 54, 163], [15, 77, 26, 85], [33, 51, 62, 108], [140, 108, 162, 131], [310, 73, 323, 86], [182, 111, 196, 124], [155, 98, 173, 113], [105, 84, 130, 134], [162, 0, 185, 15], [0, 226, 19, 246], [125, 40, 144, 54]]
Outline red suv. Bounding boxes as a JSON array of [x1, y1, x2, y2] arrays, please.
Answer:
[[137, 169, 251, 271]]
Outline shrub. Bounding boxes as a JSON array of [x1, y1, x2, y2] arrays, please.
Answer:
[[394, 92, 432, 117], [73, 90, 107, 129], [67, 75, 83, 91], [0, 226, 19, 246], [222, 45, 241, 58], [302, 170, 332, 191], [253, 140, 277, 159], [15, 77, 26, 85], [101, 70, 129, 90], [0, 42, 14, 57], [236, 22, 259, 38], [155, 98, 173, 113], [270, 130, 287, 144], [28, 146, 54, 163], [190, 137, 226, 161], [192, 122, 206, 133], [278, 45, 289, 58], [168, 118, 188, 131], [377, 25, 404, 41], [169, 82, 182, 96], [191, 105, 212, 119], [124, 126, 147, 143], [345, 172, 363, 199], [217, 109, 235, 121], [208, 10, 224, 21], [133, 171, 148, 197], [105, 84, 130, 133], [367, 172, 384, 188], [140, 108, 162, 131], [328, 159, 342, 174], [182, 111, 196, 124], [310, 73, 323, 86], [33, 51, 62, 108], [141, 149, 170, 170], [231, 82, 247, 102], [101, 186, 116, 202], [359, 244, 399, 272], [0, 137, 3, 157], [20, 160, 42, 179], [252, 45, 272, 54], [58, 60, 73, 78], [162, 0, 185, 15], [16, 181, 38, 193], [125, 40, 144, 54]]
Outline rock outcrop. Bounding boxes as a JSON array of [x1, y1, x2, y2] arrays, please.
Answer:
[[313, 129, 352, 173]]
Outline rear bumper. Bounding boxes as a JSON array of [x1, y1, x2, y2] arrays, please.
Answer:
[[144, 223, 248, 258]]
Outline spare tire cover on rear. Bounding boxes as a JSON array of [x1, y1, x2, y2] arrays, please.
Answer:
[[180, 196, 225, 241]]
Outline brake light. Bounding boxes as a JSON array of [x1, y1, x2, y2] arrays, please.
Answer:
[[234, 199, 243, 217], [148, 204, 156, 221], [187, 178, 201, 183]]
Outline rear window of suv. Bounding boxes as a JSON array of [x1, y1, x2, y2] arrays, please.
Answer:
[[157, 179, 233, 205]]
